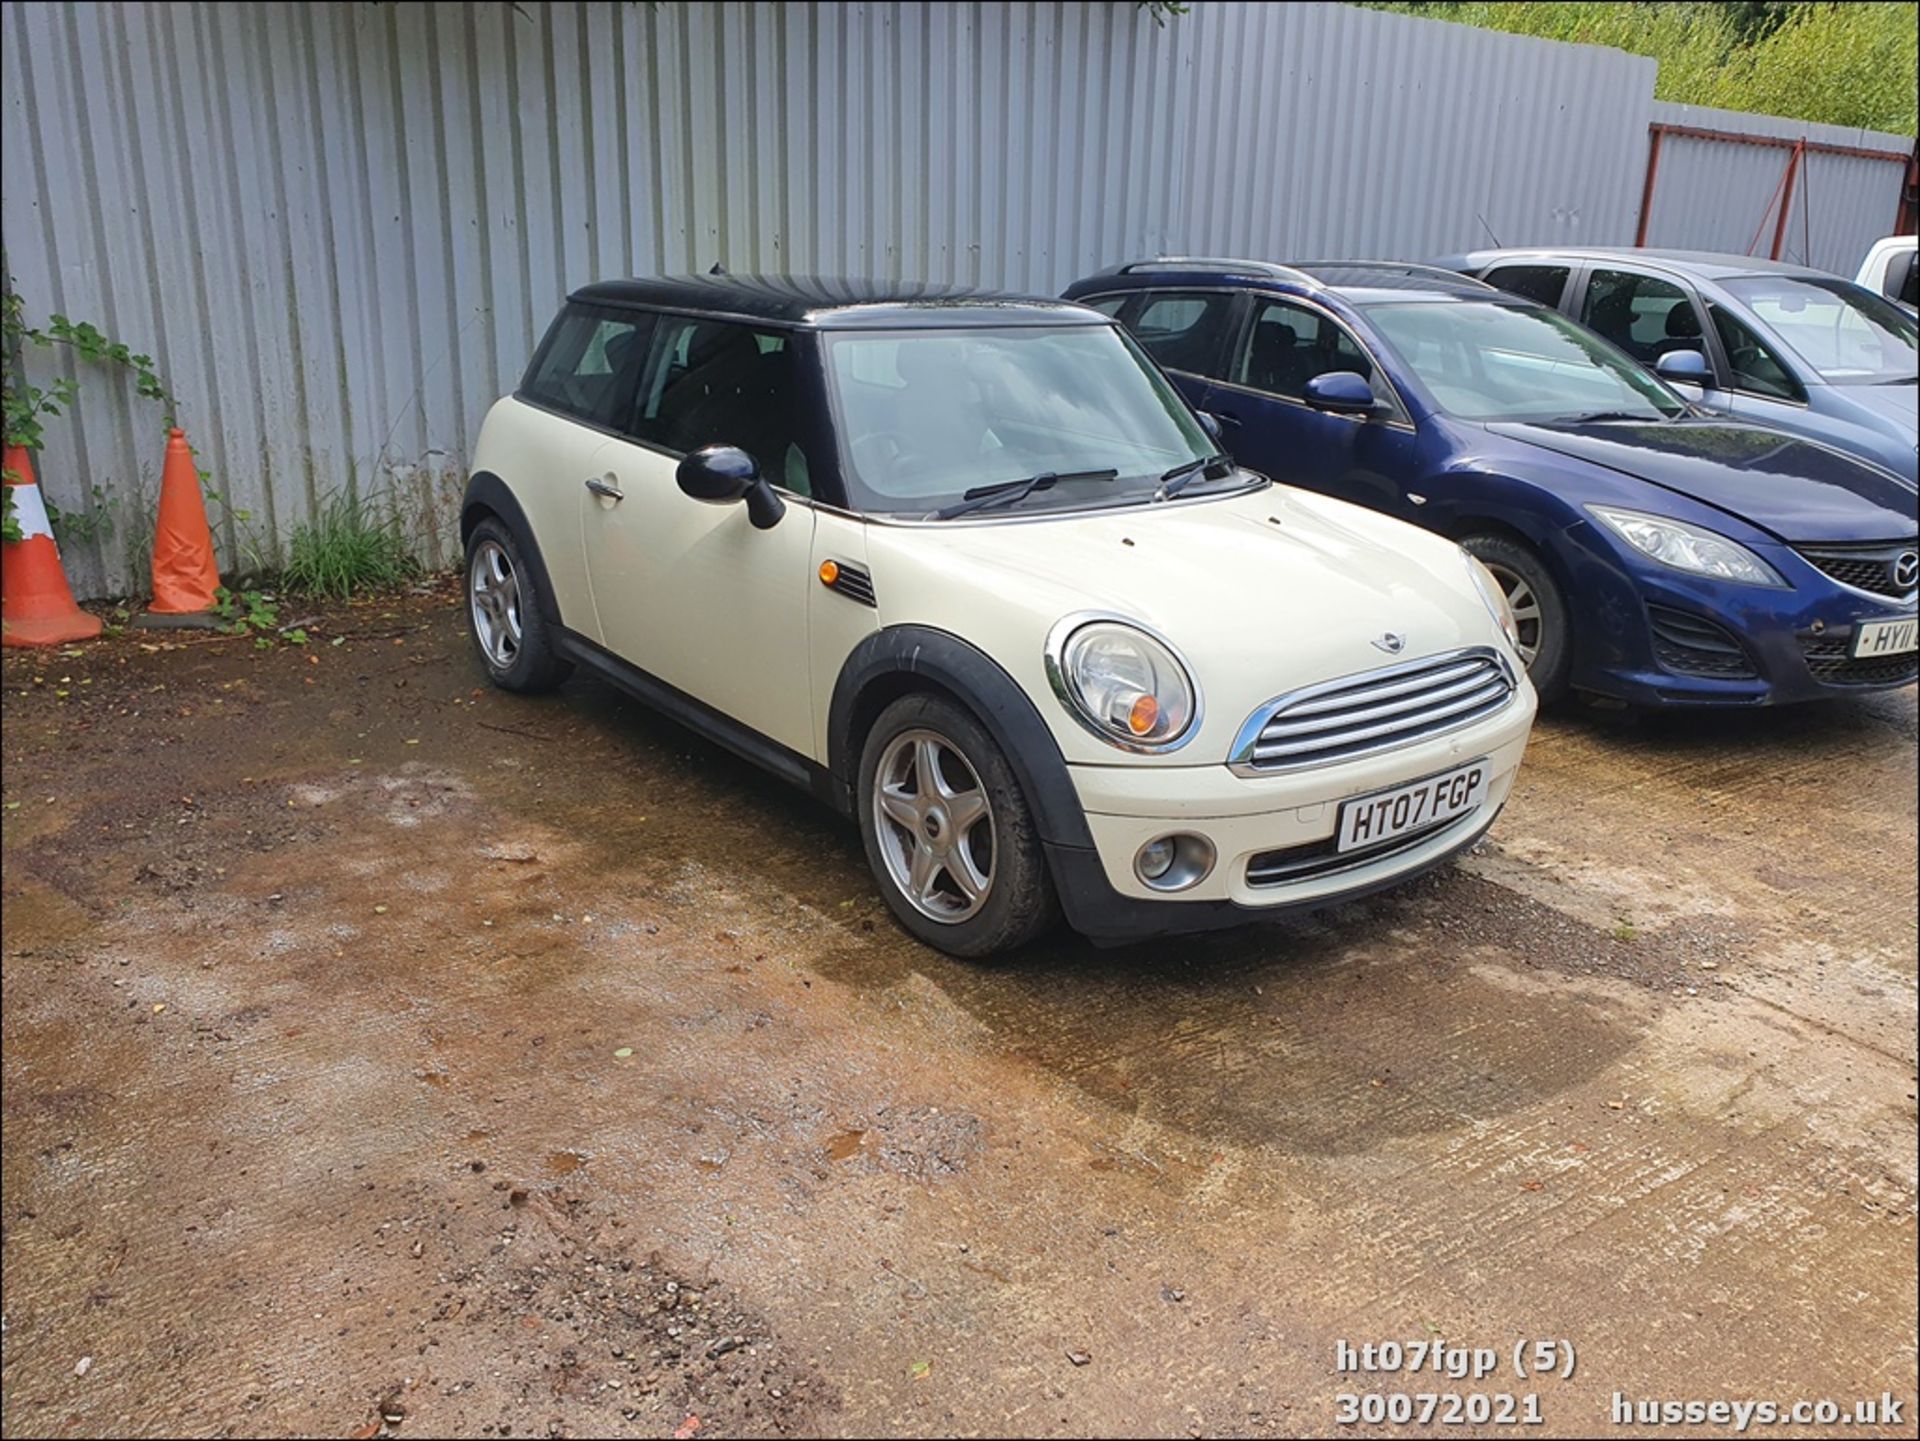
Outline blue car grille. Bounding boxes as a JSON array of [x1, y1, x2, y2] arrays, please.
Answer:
[[1229, 647, 1517, 773], [1647, 605, 1758, 679], [1795, 540, 1919, 600], [1800, 633, 1920, 688]]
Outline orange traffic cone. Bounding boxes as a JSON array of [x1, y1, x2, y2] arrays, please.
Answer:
[[2, 445, 103, 648], [148, 427, 221, 615]]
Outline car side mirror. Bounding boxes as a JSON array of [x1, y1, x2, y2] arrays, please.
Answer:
[[675, 444, 786, 530], [1302, 371, 1379, 415], [1197, 410, 1225, 444], [1655, 349, 1711, 384]]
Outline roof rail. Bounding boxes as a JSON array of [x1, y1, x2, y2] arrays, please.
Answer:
[[1292, 260, 1497, 289], [1116, 256, 1323, 287]]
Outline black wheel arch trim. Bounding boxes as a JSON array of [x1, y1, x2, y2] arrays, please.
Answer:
[[828, 625, 1097, 853], [461, 471, 563, 627]]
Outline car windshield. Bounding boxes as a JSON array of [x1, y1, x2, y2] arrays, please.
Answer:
[[1360, 299, 1687, 424], [823, 324, 1224, 517], [1720, 275, 1917, 384]]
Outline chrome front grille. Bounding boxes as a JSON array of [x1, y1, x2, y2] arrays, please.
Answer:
[[1795, 540, 1919, 600], [1229, 647, 1517, 774]]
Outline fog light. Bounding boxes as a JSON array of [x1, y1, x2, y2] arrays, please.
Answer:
[[1133, 833, 1216, 892], [1138, 836, 1176, 880]]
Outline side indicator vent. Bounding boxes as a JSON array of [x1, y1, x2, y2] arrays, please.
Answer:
[[819, 559, 876, 607]]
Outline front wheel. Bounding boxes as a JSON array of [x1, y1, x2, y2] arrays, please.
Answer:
[[857, 693, 1059, 958], [1460, 532, 1571, 703]]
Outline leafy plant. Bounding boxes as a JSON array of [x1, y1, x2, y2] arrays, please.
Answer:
[[1361, 1, 1918, 134], [281, 490, 419, 598], [211, 584, 303, 648]]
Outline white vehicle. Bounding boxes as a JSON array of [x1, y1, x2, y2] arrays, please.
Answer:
[[1857, 235, 1918, 314], [462, 276, 1537, 956]]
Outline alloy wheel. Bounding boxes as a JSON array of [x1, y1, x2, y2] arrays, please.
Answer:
[[872, 728, 997, 923], [469, 538, 523, 670], [1482, 560, 1543, 669]]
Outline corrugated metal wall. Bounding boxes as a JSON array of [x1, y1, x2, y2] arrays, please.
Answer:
[[1641, 101, 1911, 275], [2, 2, 1899, 600]]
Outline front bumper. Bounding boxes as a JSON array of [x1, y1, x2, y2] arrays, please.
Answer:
[[1561, 524, 1917, 706], [1047, 692, 1534, 943]]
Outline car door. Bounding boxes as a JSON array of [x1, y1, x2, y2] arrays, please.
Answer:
[[1576, 265, 1730, 413], [1192, 294, 1418, 517], [578, 312, 819, 758]]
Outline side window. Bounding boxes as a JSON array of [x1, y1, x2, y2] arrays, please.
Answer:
[[1707, 303, 1805, 402], [520, 306, 652, 428], [1079, 295, 1129, 318], [1580, 269, 1703, 364], [1484, 264, 1570, 308], [1232, 298, 1386, 406], [1890, 251, 1918, 308], [1127, 290, 1236, 377], [633, 316, 813, 496]]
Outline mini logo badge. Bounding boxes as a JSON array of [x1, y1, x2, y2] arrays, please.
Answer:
[[1372, 632, 1406, 654], [1895, 550, 1919, 592]]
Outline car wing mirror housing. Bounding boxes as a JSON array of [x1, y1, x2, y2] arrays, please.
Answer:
[[676, 444, 786, 529], [1197, 410, 1225, 444], [1655, 349, 1711, 384], [1303, 370, 1380, 415]]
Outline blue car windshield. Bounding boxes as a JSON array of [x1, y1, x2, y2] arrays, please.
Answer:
[[1361, 300, 1687, 424], [823, 324, 1223, 517], [1720, 275, 1917, 384]]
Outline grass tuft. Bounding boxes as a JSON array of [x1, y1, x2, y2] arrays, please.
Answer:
[[282, 491, 419, 598]]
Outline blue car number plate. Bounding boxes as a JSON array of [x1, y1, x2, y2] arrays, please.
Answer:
[[1853, 616, 1918, 658]]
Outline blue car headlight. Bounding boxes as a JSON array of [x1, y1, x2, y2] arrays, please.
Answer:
[[1586, 506, 1788, 589]]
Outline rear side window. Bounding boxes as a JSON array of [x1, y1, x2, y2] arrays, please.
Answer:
[[1126, 290, 1236, 377], [1483, 264, 1569, 308], [1707, 303, 1805, 402], [521, 305, 653, 428], [1896, 251, 1918, 307], [632, 315, 814, 495], [1580, 269, 1703, 365]]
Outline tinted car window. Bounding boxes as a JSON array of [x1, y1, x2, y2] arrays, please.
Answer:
[[633, 316, 814, 495], [1581, 269, 1703, 365], [1897, 252, 1919, 308], [1707, 303, 1805, 402], [1081, 295, 1129, 318], [1484, 264, 1570, 307], [1128, 290, 1235, 376], [521, 306, 653, 428], [1233, 298, 1383, 404]]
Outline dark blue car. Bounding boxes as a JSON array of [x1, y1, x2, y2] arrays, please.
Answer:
[[1062, 259, 1919, 706]]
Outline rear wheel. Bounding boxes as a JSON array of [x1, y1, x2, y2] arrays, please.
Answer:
[[465, 517, 571, 693], [857, 693, 1058, 957], [1460, 532, 1571, 702]]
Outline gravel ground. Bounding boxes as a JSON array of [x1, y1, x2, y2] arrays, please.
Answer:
[[2, 580, 1914, 1438]]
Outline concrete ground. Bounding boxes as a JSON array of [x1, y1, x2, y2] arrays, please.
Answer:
[[2, 581, 1915, 1439]]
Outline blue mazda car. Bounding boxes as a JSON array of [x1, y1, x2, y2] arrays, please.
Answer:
[[1061, 259, 1918, 706]]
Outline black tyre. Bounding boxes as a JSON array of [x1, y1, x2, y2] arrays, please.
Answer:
[[857, 692, 1059, 958], [1460, 532, 1572, 703], [464, 516, 572, 693]]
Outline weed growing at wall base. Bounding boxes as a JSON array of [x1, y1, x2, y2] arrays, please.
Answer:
[[281, 491, 420, 599]]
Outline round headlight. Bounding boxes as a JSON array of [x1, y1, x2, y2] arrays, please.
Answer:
[[1048, 618, 1198, 750], [1464, 550, 1521, 653]]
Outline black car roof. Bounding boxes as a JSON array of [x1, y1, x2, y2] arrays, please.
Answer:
[[569, 274, 1107, 329]]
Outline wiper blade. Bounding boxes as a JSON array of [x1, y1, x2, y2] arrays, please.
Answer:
[[1155, 452, 1233, 500], [1554, 410, 1662, 425], [931, 468, 1117, 520]]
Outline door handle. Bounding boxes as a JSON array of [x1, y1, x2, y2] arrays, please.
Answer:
[[584, 476, 625, 501]]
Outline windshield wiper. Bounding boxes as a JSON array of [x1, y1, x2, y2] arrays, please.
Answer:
[[931, 468, 1118, 520], [1552, 410, 1664, 426], [1155, 452, 1234, 500]]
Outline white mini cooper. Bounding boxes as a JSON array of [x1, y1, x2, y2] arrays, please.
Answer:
[[463, 276, 1537, 956]]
